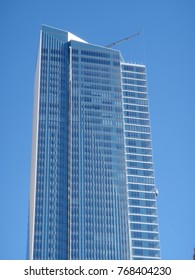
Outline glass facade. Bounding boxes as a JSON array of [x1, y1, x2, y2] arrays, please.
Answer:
[[29, 26, 70, 260], [122, 63, 160, 259], [28, 25, 160, 260], [69, 41, 130, 259]]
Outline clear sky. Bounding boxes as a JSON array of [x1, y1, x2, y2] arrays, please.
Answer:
[[1, 0, 195, 260]]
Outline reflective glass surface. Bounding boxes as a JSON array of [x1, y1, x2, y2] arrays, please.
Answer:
[[69, 41, 130, 259], [122, 63, 160, 259], [29, 26, 160, 260]]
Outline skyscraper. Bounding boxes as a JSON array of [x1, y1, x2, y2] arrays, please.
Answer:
[[28, 25, 160, 260]]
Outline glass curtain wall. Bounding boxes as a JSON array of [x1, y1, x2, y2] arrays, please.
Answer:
[[122, 63, 160, 259], [69, 41, 130, 259]]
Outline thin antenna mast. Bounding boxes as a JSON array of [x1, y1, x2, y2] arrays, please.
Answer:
[[105, 32, 141, 48]]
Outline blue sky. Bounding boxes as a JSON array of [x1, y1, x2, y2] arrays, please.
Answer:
[[1, 0, 195, 260]]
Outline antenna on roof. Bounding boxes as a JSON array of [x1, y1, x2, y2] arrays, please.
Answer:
[[105, 32, 141, 48]]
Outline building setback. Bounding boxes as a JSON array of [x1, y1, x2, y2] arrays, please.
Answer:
[[28, 25, 160, 260]]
